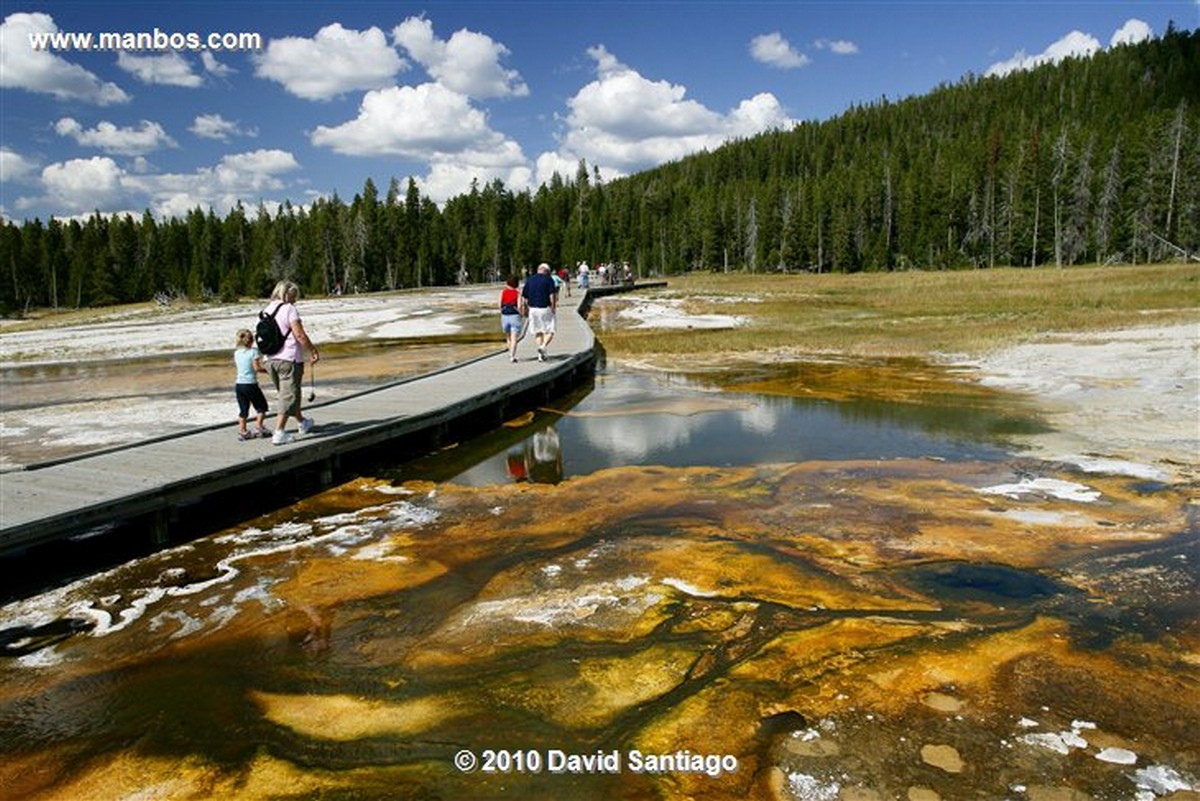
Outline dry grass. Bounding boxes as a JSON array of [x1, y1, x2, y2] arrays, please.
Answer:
[[604, 262, 1200, 360]]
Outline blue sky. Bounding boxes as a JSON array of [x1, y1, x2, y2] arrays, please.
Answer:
[[2, 1, 1197, 223]]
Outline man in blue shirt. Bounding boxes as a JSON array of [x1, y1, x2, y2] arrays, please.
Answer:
[[521, 263, 559, 362]]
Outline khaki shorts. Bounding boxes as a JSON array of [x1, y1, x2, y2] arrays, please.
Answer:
[[529, 306, 556, 336], [267, 358, 305, 418]]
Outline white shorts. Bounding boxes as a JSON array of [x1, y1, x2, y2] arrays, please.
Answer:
[[529, 306, 556, 335]]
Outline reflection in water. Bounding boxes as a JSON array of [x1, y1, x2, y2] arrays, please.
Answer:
[[0, 362, 1196, 800], [505, 426, 564, 484], [442, 367, 1016, 488]]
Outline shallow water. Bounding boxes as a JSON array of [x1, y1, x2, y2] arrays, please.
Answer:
[[407, 364, 1033, 488], [1, 360, 1196, 801]]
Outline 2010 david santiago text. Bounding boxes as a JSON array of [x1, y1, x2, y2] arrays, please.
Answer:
[[457, 748, 740, 777]]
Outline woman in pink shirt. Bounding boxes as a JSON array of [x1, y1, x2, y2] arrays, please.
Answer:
[[261, 280, 320, 445]]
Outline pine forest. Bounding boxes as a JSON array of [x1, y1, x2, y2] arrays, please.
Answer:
[[2, 27, 1197, 313]]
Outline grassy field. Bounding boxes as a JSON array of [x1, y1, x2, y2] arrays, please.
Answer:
[[602, 262, 1200, 360]]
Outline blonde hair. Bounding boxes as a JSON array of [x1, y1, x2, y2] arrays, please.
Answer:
[[269, 280, 299, 302], [236, 328, 254, 347]]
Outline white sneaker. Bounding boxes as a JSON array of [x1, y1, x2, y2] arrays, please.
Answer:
[[272, 429, 293, 446], [537, 347, 546, 362], [299, 416, 314, 435]]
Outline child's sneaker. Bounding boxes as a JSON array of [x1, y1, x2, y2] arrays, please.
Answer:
[[254, 426, 269, 438], [238, 430, 255, 441], [272, 429, 293, 446], [299, 416, 314, 435]]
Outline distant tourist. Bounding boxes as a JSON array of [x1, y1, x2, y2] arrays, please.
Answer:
[[233, 328, 270, 441], [262, 280, 320, 445], [577, 261, 590, 290], [558, 267, 571, 297], [521, 263, 558, 362], [500, 274, 522, 363]]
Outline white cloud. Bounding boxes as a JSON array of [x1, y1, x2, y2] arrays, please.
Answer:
[[726, 93, 794, 137], [1045, 30, 1105, 61], [254, 23, 406, 100], [301, 18, 533, 202], [41, 157, 126, 212], [986, 20, 1154, 78], [190, 113, 257, 141], [816, 38, 859, 55], [215, 149, 300, 183], [750, 32, 811, 69], [534, 152, 587, 187], [116, 51, 203, 88], [0, 12, 129, 104], [589, 44, 625, 76], [1, 148, 37, 183], [421, 154, 533, 205], [1110, 18, 1153, 47], [393, 16, 528, 98], [986, 29, 1102, 77], [23, 149, 301, 219], [571, 46, 722, 139], [54, 117, 177, 156], [130, 149, 301, 217], [311, 82, 530, 203], [538, 45, 795, 183], [201, 51, 235, 77], [311, 82, 510, 157]]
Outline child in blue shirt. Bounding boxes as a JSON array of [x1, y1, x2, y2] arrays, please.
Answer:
[[234, 328, 270, 440]]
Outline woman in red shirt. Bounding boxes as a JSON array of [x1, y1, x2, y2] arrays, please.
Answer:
[[500, 274, 522, 362]]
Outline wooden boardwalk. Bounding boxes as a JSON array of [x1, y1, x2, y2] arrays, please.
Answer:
[[0, 284, 659, 554]]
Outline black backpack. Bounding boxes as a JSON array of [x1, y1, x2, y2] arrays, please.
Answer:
[[255, 303, 291, 355]]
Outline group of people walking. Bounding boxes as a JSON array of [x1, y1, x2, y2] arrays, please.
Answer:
[[501, 262, 560, 363], [576, 260, 632, 289], [234, 261, 593, 446], [233, 279, 319, 446]]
